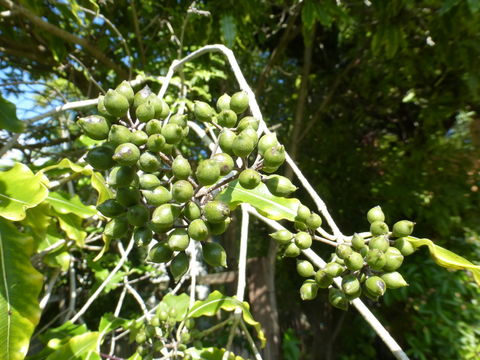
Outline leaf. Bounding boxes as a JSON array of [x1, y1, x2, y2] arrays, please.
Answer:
[[0, 163, 49, 221], [41, 159, 113, 205], [40, 321, 88, 344], [406, 236, 480, 285], [220, 14, 237, 48], [0, 218, 43, 360], [22, 202, 52, 247], [47, 192, 97, 219], [54, 211, 86, 247], [185, 347, 245, 360], [301, 0, 317, 30], [46, 332, 100, 360], [161, 293, 190, 322], [187, 290, 266, 347], [0, 94, 24, 133], [216, 180, 301, 221]]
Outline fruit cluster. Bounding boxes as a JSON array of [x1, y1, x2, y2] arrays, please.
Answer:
[[273, 206, 415, 310], [76, 81, 292, 281]]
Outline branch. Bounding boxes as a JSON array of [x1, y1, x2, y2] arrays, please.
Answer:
[[130, 0, 146, 69], [0, 0, 128, 78]]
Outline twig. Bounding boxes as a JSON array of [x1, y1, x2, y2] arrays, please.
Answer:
[[109, 287, 127, 355], [237, 205, 249, 301], [64, 260, 77, 321], [239, 319, 263, 360], [70, 237, 135, 323], [124, 280, 150, 320], [39, 269, 60, 310]]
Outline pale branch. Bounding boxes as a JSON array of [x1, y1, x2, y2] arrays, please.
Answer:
[[109, 287, 128, 355], [188, 240, 198, 309], [239, 319, 264, 360], [70, 237, 135, 323], [236, 205, 250, 302], [124, 280, 150, 320], [39, 269, 61, 310]]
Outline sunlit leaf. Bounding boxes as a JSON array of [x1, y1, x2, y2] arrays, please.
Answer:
[[45, 332, 100, 360], [0, 163, 49, 221], [161, 293, 190, 322], [54, 210, 86, 247], [0, 94, 24, 133], [220, 14, 236, 48], [47, 191, 97, 219], [185, 347, 245, 360]]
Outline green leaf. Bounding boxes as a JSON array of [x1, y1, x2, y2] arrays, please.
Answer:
[[161, 293, 190, 322], [0, 218, 43, 360], [0, 95, 24, 133], [41, 159, 113, 205], [22, 202, 52, 247], [185, 347, 245, 360], [216, 179, 301, 221], [40, 321, 88, 344], [45, 332, 100, 360], [47, 192, 97, 219], [187, 290, 266, 347], [220, 14, 237, 48], [54, 211, 86, 247], [0, 163, 49, 221], [406, 236, 480, 285], [302, 0, 317, 30]]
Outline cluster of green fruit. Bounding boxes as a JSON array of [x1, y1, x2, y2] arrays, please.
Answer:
[[286, 206, 414, 310], [76, 81, 291, 281], [131, 304, 197, 359]]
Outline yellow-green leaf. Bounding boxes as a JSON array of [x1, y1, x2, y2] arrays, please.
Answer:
[[54, 211, 86, 247], [0, 94, 24, 133], [46, 332, 100, 360], [0, 163, 49, 221], [406, 236, 480, 285], [185, 347, 245, 360], [216, 180, 300, 221], [0, 218, 43, 360], [47, 192, 97, 219], [188, 290, 266, 347]]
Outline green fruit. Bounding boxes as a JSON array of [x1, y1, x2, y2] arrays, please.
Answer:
[[133, 86, 152, 109], [133, 227, 153, 245], [232, 132, 255, 158], [269, 229, 293, 244], [383, 247, 404, 272], [116, 187, 140, 207], [172, 155, 192, 180], [368, 236, 390, 251], [104, 89, 129, 117], [135, 332, 147, 344], [86, 146, 115, 170], [162, 123, 183, 144], [170, 252, 189, 280], [264, 175, 297, 197], [237, 116, 259, 131], [370, 221, 389, 236], [136, 100, 155, 123], [138, 152, 161, 173], [295, 232, 312, 249], [104, 215, 129, 238], [262, 165, 280, 174], [329, 288, 348, 310], [345, 288, 362, 300], [108, 166, 137, 187], [204, 200, 230, 223], [315, 270, 333, 288], [202, 242, 227, 267], [392, 220, 414, 238], [151, 204, 180, 228], [113, 143, 140, 166], [184, 201, 201, 221], [168, 229, 190, 251], [142, 186, 171, 206], [145, 94, 166, 119], [300, 279, 318, 300], [115, 80, 134, 105], [367, 206, 385, 223], [212, 153, 234, 176], [218, 129, 237, 155], [381, 272, 408, 289], [146, 119, 163, 135], [239, 169, 261, 189], [342, 274, 361, 295], [365, 249, 386, 270], [359, 245, 369, 257], [188, 219, 210, 241], [296, 205, 311, 223], [365, 276, 386, 297], [229, 91, 249, 114], [169, 114, 187, 127], [172, 180, 194, 203], [351, 233, 365, 250], [394, 237, 416, 256], [77, 115, 110, 140], [139, 174, 161, 190], [336, 244, 353, 259], [306, 213, 322, 230], [297, 260, 315, 277], [131, 130, 148, 146], [194, 101, 214, 122], [263, 145, 285, 168], [294, 221, 308, 232], [97, 199, 125, 218], [208, 217, 231, 235], [97, 95, 111, 117], [147, 134, 166, 152], [217, 110, 237, 128], [324, 262, 344, 277], [127, 204, 150, 226], [344, 251, 364, 271], [240, 127, 258, 144], [108, 124, 132, 145], [284, 243, 301, 257], [258, 133, 279, 155], [216, 93, 231, 112], [196, 159, 220, 186]]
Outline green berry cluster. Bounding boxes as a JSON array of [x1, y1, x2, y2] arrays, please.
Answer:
[[292, 206, 415, 310], [77, 82, 291, 280]]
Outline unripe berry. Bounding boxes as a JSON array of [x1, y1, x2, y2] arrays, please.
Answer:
[[212, 153, 234, 176], [194, 101, 215, 122], [149, 242, 173, 263], [351, 233, 365, 250], [136, 100, 155, 123], [258, 133, 279, 155], [328, 288, 348, 310], [342, 274, 361, 296], [168, 229, 190, 251], [294, 232, 312, 249], [108, 124, 132, 145], [104, 89, 129, 117], [127, 204, 150, 227], [263, 145, 285, 168], [284, 243, 301, 257], [204, 200, 230, 223], [368, 236, 390, 252], [265, 175, 297, 197], [188, 219, 210, 241], [216, 93, 231, 112], [115, 81, 134, 104], [365, 276, 386, 297], [296, 205, 311, 223], [324, 262, 345, 277], [367, 206, 385, 223], [365, 248, 386, 270], [344, 251, 364, 271], [104, 215, 129, 238], [208, 217, 231, 235], [383, 247, 404, 272], [97, 199, 125, 218], [151, 204, 180, 228], [232, 132, 255, 158], [113, 143, 140, 166], [133, 86, 152, 109], [162, 123, 183, 144], [381, 272, 408, 289], [172, 180, 194, 203], [394, 237, 416, 256], [239, 169, 261, 189], [237, 116, 259, 131], [217, 109, 237, 128], [392, 220, 415, 238], [142, 186, 171, 206], [139, 174, 161, 190], [370, 221, 389, 236], [86, 146, 115, 170], [202, 242, 227, 267], [183, 201, 201, 221], [269, 229, 293, 244], [146, 119, 163, 135], [315, 270, 333, 288], [172, 155, 192, 180], [77, 115, 111, 140], [218, 129, 237, 155], [196, 159, 220, 186], [133, 227, 152, 245], [138, 152, 161, 173], [170, 252, 189, 281], [108, 166, 136, 188], [306, 213, 322, 230], [300, 279, 318, 301], [296, 260, 315, 277], [230, 91, 249, 114], [336, 244, 353, 259], [131, 130, 148, 146], [116, 187, 140, 207]]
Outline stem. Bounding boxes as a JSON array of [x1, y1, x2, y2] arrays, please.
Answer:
[[239, 319, 263, 360]]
